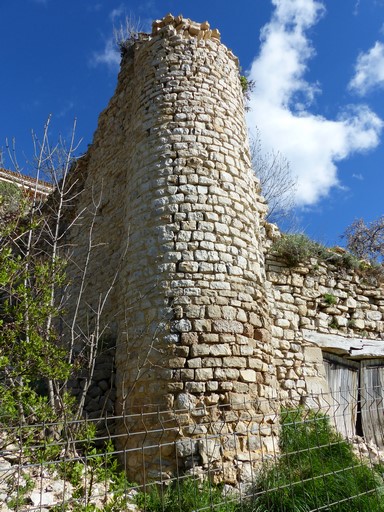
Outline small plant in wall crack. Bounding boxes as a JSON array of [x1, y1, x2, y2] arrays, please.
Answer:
[[240, 74, 255, 111], [329, 318, 339, 330], [323, 293, 337, 306]]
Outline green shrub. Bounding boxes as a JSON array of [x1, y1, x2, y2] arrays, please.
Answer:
[[271, 234, 327, 267], [242, 408, 384, 512], [271, 234, 384, 281], [0, 180, 24, 217]]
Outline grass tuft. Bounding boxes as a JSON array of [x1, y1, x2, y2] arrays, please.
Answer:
[[242, 408, 384, 511]]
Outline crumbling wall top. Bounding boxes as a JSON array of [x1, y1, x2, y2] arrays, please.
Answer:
[[152, 13, 221, 41]]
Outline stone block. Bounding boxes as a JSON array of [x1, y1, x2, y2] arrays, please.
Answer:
[[172, 319, 192, 333], [222, 356, 247, 368], [239, 369, 257, 382], [185, 381, 206, 393], [195, 368, 214, 381], [198, 439, 221, 465], [176, 439, 199, 457], [214, 368, 240, 381], [187, 358, 202, 368], [191, 344, 211, 357], [210, 344, 232, 356], [212, 320, 243, 333], [207, 305, 222, 318]]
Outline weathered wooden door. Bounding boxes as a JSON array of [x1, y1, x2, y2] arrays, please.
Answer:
[[360, 360, 384, 449], [323, 354, 359, 439]]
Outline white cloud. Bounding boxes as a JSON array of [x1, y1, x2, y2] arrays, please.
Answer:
[[110, 6, 124, 22], [91, 8, 144, 71], [91, 38, 120, 71], [349, 41, 384, 95], [247, 0, 383, 207]]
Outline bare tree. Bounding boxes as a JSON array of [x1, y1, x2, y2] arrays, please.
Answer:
[[343, 216, 384, 262], [250, 128, 297, 226], [113, 14, 143, 55], [0, 118, 121, 426]]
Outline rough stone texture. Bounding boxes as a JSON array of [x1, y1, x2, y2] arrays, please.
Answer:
[[63, 13, 384, 486], [266, 254, 384, 402], [65, 14, 277, 484]]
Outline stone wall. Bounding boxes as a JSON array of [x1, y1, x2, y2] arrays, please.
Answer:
[[66, 14, 278, 484], [266, 251, 384, 401], [64, 13, 384, 485]]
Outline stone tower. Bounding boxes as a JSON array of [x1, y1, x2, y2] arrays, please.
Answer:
[[67, 14, 278, 484]]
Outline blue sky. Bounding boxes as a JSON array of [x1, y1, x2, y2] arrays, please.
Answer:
[[1, 0, 383, 246]]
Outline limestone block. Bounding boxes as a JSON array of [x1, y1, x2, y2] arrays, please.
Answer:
[[206, 381, 219, 391], [168, 357, 187, 368], [239, 345, 253, 356], [366, 310, 382, 321], [179, 369, 195, 381], [276, 318, 290, 328], [198, 439, 221, 465], [281, 379, 295, 390], [222, 357, 247, 368], [201, 333, 220, 343], [214, 368, 240, 381], [185, 381, 206, 393], [172, 319, 192, 332], [193, 319, 212, 331], [183, 424, 208, 435], [354, 319, 365, 329], [271, 325, 283, 338], [305, 376, 328, 395], [176, 439, 199, 457], [187, 358, 202, 368], [181, 332, 199, 345], [212, 320, 243, 333], [195, 368, 214, 381], [191, 344, 211, 357], [207, 305, 222, 318], [248, 359, 268, 372], [239, 369, 257, 382], [346, 296, 357, 308], [210, 344, 232, 356]]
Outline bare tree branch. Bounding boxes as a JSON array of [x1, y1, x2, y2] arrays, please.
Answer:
[[343, 216, 384, 262], [250, 127, 297, 226]]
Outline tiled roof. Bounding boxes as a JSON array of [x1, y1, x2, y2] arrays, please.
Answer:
[[0, 168, 54, 197]]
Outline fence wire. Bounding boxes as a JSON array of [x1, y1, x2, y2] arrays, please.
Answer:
[[0, 388, 384, 511]]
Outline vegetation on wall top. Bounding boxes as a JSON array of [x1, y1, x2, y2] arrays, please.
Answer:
[[270, 232, 384, 284]]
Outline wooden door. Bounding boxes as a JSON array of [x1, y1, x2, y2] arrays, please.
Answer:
[[323, 354, 359, 439], [360, 360, 384, 449]]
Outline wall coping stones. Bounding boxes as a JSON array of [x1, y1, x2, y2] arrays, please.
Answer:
[[302, 329, 384, 359]]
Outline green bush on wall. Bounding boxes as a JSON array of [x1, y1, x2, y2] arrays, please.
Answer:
[[271, 233, 327, 267]]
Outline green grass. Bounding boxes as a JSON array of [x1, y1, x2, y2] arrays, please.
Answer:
[[136, 477, 238, 512], [241, 409, 384, 511]]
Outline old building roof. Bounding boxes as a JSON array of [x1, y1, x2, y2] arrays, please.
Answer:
[[0, 167, 53, 197]]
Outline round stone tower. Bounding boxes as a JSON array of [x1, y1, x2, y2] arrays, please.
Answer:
[[67, 14, 278, 484]]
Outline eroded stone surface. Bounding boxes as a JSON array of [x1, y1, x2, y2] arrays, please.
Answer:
[[63, 12, 384, 486]]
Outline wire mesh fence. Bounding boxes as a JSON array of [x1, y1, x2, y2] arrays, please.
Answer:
[[1, 388, 384, 511]]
